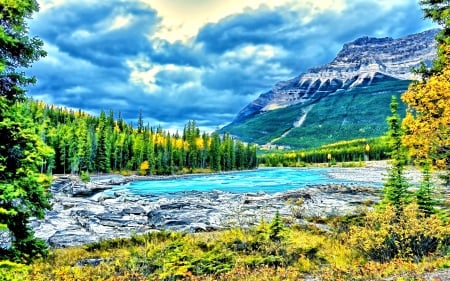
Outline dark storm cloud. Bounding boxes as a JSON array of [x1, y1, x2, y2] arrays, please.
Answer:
[[150, 41, 205, 67], [30, 1, 158, 68], [196, 7, 289, 54], [26, 0, 436, 131]]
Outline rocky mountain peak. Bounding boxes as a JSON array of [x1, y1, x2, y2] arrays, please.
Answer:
[[233, 29, 439, 122]]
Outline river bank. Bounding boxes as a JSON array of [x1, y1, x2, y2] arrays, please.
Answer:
[[31, 164, 442, 248]]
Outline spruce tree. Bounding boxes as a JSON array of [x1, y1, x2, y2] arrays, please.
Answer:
[[269, 211, 285, 242], [415, 161, 438, 216], [381, 96, 410, 213], [0, 0, 51, 262]]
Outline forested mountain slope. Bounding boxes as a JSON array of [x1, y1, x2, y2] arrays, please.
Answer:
[[221, 29, 438, 149]]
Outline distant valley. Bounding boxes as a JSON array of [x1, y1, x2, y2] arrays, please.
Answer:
[[220, 29, 439, 149]]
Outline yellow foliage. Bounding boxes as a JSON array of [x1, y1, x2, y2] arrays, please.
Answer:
[[0, 261, 29, 281], [402, 64, 450, 167], [173, 138, 184, 149], [139, 160, 149, 175], [347, 203, 450, 262], [25, 216, 450, 281], [195, 137, 204, 149], [155, 134, 165, 146]]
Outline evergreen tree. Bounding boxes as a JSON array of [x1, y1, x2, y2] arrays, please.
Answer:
[[0, 0, 51, 262], [419, 0, 450, 74], [415, 161, 438, 216], [95, 110, 109, 172], [381, 96, 410, 212], [210, 132, 221, 171], [269, 211, 285, 242], [137, 109, 144, 133]]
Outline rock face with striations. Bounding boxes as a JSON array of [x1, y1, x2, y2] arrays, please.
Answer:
[[233, 29, 438, 122]]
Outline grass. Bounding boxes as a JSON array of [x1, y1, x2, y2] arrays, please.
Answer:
[[24, 205, 450, 281]]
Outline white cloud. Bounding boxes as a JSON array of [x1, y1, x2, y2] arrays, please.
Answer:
[[140, 0, 347, 43], [108, 14, 134, 31]]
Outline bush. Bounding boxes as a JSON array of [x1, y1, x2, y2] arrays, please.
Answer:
[[80, 171, 90, 182], [348, 203, 450, 262], [192, 249, 234, 275], [0, 261, 29, 281]]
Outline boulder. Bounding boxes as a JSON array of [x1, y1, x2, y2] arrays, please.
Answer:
[[48, 229, 98, 248]]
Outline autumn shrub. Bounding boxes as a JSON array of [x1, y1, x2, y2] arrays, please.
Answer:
[[348, 203, 450, 263]]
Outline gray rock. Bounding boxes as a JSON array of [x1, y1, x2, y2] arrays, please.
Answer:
[[31, 174, 387, 248], [48, 229, 98, 248], [75, 258, 104, 267], [122, 206, 145, 215]]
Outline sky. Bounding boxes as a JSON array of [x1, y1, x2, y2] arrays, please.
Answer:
[[26, 0, 437, 132]]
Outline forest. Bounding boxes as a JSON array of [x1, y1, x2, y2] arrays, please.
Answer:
[[21, 100, 258, 176], [258, 137, 392, 167], [1, 0, 450, 280]]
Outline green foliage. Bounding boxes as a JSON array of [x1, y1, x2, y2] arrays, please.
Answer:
[[79, 171, 90, 182], [221, 77, 409, 149], [0, 0, 52, 264], [269, 211, 285, 242], [415, 162, 439, 216], [259, 137, 390, 166], [381, 96, 410, 212], [419, 0, 450, 74], [17, 103, 258, 176], [0, 260, 29, 281], [0, 0, 46, 102], [192, 249, 235, 275]]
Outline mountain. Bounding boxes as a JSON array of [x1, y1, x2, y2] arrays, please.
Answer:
[[220, 29, 439, 149]]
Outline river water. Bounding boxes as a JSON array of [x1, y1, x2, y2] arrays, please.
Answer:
[[107, 167, 384, 195]]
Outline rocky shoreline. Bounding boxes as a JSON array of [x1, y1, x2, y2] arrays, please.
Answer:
[[30, 168, 390, 248]]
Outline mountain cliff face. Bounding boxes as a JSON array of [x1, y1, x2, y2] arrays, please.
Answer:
[[220, 29, 439, 149], [233, 29, 438, 123]]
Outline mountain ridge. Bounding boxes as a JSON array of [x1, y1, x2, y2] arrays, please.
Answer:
[[231, 29, 438, 124], [221, 29, 439, 149]]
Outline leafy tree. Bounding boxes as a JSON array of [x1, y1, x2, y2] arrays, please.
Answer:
[[402, 63, 450, 182], [0, 0, 52, 262], [381, 96, 410, 212]]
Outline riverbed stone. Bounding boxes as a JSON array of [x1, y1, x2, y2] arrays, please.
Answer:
[[30, 169, 421, 248]]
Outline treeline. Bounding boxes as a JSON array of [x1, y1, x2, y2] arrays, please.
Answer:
[[22, 100, 257, 175], [259, 138, 391, 167]]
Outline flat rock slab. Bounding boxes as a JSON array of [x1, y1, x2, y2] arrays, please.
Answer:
[[31, 175, 383, 248]]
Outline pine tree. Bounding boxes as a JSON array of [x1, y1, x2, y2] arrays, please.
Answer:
[[95, 110, 109, 173], [269, 211, 285, 242], [381, 96, 410, 212], [210, 132, 221, 171], [0, 0, 52, 262], [415, 161, 438, 216], [419, 0, 450, 74], [137, 109, 144, 134]]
